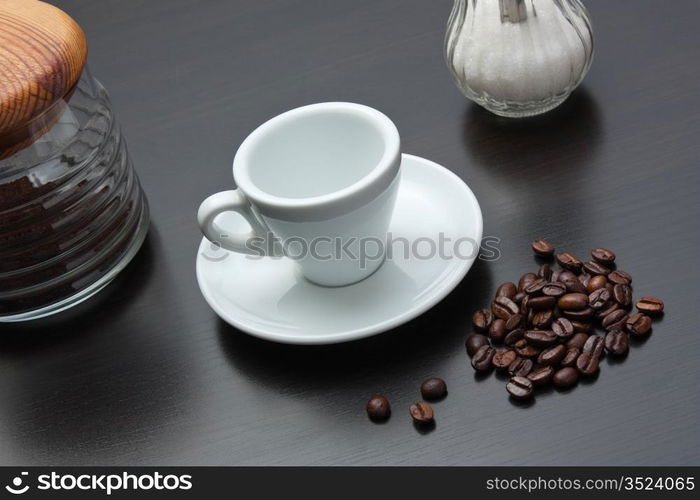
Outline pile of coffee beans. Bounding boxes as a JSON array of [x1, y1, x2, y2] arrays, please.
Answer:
[[467, 240, 664, 400], [367, 377, 447, 424]]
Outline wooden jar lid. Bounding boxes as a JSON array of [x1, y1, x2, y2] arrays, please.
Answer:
[[0, 0, 87, 159]]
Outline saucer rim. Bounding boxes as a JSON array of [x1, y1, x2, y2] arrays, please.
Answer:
[[196, 153, 483, 345]]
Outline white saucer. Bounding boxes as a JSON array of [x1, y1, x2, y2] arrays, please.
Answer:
[[196, 154, 483, 344]]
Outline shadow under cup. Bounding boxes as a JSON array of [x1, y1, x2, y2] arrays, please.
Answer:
[[231, 102, 402, 287]]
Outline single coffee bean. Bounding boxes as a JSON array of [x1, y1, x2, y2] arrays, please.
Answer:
[[528, 296, 556, 311], [492, 296, 519, 320], [524, 330, 558, 347], [471, 345, 495, 371], [518, 272, 538, 292], [626, 312, 652, 336], [537, 344, 566, 366], [582, 335, 605, 357], [488, 319, 507, 343], [504, 328, 525, 346], [508, 356, 534, 377], [472, 308, 493, 331], [505, 314, 523, 331], [571, 320, 592, 333], [591, 248, 616, 266], [596, 302, 620, 321], [542, 281, 567, 297], [492, 349, 518, 371], [602, 308, 628, 330], [605, 282, 615, 294], [466, 333, 489, 356], [506, 376, 534, 399], [531, 239, 555, 257], [636, 296, 664, 315], [561, 307, 595, 321], [586, 275, 608, 293], [420, 378, 448, 400], [538, 263, 553, 280], [576, 351, 600, 376], [409, 401, 434, 424], [553, 367, 579, 388], [551, 269, 562, 283], [556, 252, 583, 273], [527, 365, 555, 386], [496, 282, 517, 299], [524, 278, 547, 296], [366, 395, 391, 421], [557, 270, 577, 283], [513, 291, 526, 305], [588, 288, 611, 310], [560, 347, 581, 367], [604, 330, 629, 356], [532, 309, 554, 329], [558, 293, 589, 311], [613, 284, 633, 308], [579, 273, 592, 287], [514, 339, 541, 359], [552, 317, 575, 339], [562, 276, 587, 294], [608, 270, 632, 286], [567, 332, 589, 350], [519, 295, 530, 314], [583, 261, 611, 276]]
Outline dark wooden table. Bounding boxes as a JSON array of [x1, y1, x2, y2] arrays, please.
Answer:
[[1, 0, 698, 466]]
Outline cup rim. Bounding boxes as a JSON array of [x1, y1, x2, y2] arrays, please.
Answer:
[[232, 102, 401, 221]]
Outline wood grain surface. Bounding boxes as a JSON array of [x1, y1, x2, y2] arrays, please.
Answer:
[[0, 0, 698, 466]]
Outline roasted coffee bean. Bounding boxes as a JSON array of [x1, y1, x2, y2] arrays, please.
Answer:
[[561, 307, 595, 321], [560, 347, 581, 367], [636, 296, 664, 315], [420, 378, 447, 400], [551, 269, 562, 283], [602, 308, 628, 330], [562, 276, 587, 294], [558, 293, 589, 311], [506, 376, 534, 400], [496, 282, 517, 299], [556, 252, 583, 273], [524, 330, 558, 347], [588, 288, 611, 310], [518, 272, 538, 292], [504, 328, 525, 346], [488, 319, 507, 343], [514, 339, 541, 359], [626, 312, 652, 336], [542, 281, 567, 297], [466, 333, 489, 356], [591, 248, 616, 266], [472, 308, 493, 331], [608, 270, 632, 286], [492, 349, 518, 371], [531, 309, 554, 329], [538, 263, 553, 280], [567, 333, 589, 350], [571, 320, 592, 333], [537, 344, 566, 366], [583, 335, 605, 357], [513, 292, 526, 305], [557, 270, 577, 282], [576, 351, 600, 376], [508, 357, 534, 377], [505, 314, 523, 331], [613, 284, 633, 308], [528, 296, 556, 311], [596, 302, 620, 321], [527, 365, 555, 386], [531, 239, 555, 257], [553, 367, 579, 388], [409, 401, 434, 424], [586, 275, 608, 293], [579, 273, 592, 288], [492, 296, 519, 320], [366, 395, 391, 421], [583, 261, 611, 276], [519, 295, 530, 314], [552, 317, 575, 339], [604, 330, 629, 356], [524, 278, 547, 296], [471, 345, 495, 371]]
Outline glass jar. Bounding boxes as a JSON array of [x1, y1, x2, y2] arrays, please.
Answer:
[[445, 0, 594, 117]]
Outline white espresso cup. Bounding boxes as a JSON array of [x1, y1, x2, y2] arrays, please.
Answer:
[[197, 102, 401, 287]]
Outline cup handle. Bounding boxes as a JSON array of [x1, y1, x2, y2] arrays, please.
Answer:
[[197, 190, 275, 255]]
